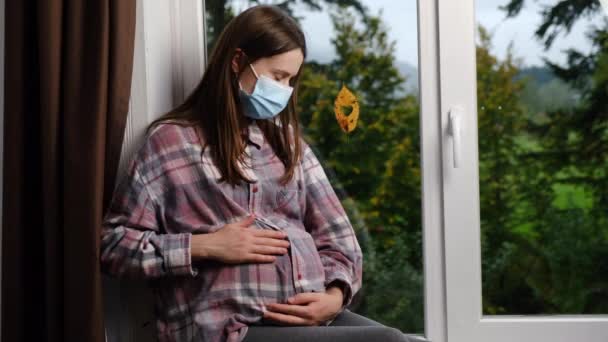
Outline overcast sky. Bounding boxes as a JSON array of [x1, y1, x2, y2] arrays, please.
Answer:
[[229, 0, 604, 68]]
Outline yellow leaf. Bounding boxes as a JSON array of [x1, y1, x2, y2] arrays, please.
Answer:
[[334, 84, 360, 133]]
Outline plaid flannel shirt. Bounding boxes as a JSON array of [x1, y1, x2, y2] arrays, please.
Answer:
[[100, 121, 363, 342]]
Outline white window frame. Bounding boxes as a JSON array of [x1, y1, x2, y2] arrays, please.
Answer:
[[437, 1, 608, 342], [418, 0, 447, 341]]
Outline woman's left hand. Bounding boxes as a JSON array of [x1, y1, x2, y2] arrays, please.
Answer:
[[263, 287, 344, 326]]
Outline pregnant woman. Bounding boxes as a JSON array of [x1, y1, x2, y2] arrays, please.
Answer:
[[100, 4, 411, 342]]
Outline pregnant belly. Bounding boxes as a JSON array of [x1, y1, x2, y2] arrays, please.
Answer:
[[218, 249, 297, 305], [168, 214, 326, 326]]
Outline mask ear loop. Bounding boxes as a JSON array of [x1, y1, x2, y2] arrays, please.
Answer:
[[238, 65, 258, 92], [248, 63, 260, 80], [237, 51, 259, 92]]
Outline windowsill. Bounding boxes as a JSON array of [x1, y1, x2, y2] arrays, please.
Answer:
[[403, 334, 429, 342]]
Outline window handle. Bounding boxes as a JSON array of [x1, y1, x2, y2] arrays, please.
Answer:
[[448, 106, 463, 168]]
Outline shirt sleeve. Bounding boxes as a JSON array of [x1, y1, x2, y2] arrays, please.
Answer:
[[100, 141, 199, 280], [300, 140, 363, 314]]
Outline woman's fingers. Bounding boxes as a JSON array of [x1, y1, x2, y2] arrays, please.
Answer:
[[251, 245, 288, 255], [251, 228, 288, 239], [247, 253, 277, 263], [254, 237, 290, 248], [287, 293, 319, 305], [228, 217, 293, 264], [266, 303, 312, 319], [263, 310, 313, 326], [237, 214, 256, 226]]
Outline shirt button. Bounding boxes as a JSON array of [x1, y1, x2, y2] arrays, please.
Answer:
[[252, 185, 258, 193]]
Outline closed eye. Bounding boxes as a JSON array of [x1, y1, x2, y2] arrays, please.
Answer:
[[274, 73, 290, 82], [272, 68, 293, 81]]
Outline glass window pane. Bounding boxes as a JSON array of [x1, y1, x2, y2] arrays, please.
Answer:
[[476, 0, 608, 315], [204, 0, 423, 333]]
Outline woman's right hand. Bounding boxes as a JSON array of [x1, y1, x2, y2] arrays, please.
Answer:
[[191, 215, 291, 264]]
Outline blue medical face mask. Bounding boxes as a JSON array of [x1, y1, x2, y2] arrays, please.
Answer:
[[238, 63, 293, 120]]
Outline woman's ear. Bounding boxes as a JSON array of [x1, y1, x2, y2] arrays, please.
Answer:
[[231, 48, 244, 74]]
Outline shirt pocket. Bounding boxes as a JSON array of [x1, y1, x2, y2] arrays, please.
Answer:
[[272, 179, 303, 215]]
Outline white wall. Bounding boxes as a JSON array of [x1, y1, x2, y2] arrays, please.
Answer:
[[103, 0, 206, 341]]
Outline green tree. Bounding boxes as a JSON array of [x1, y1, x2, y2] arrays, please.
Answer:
[[477, 0, 608, 314], [502, 0, 608, 209], [475, 26, 539, 314]]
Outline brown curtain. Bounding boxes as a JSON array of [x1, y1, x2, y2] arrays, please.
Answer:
[[2, 1, 136, 341]]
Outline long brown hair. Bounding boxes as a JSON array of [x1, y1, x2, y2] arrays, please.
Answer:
[[146, 5, 307, 187]]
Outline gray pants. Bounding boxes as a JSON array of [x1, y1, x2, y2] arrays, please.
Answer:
[[242, 309, 419, 342]]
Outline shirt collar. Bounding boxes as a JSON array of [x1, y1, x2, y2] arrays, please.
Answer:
[[245, 120, 264, 150]]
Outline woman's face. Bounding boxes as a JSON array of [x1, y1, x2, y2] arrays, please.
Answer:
[[232, 48, 304, 95]]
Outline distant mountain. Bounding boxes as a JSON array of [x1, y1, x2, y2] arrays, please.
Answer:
[[389, 63, 581, 114], [306, 58, 578, 112], [395, 60, 419, 97], [516, 66, 556, 85], [516, 66, 580, 114]]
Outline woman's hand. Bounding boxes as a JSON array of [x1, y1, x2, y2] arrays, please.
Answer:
[[263, 287, 344, 326], [191, 214, 291, 264]]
